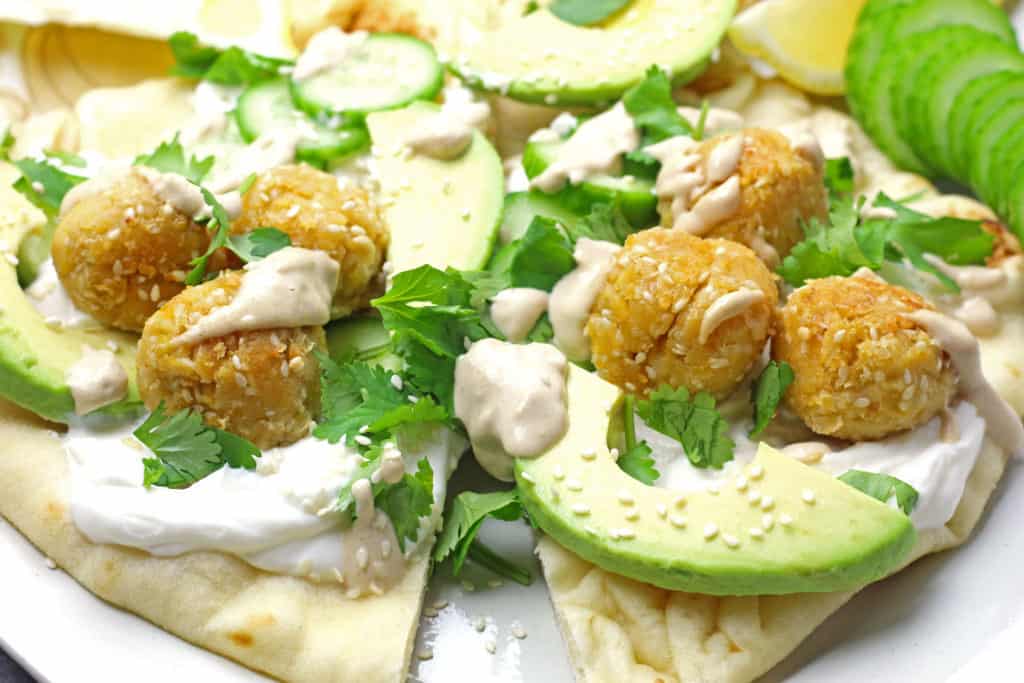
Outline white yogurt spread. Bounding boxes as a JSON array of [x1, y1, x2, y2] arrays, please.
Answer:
[[66, 418, 462, 590], [25, 259, 97, 329], [638, 401, 987, 531], [454, 339, 569, 481]]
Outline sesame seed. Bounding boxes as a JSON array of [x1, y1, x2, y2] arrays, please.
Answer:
[[797, 326, 811, 340], [355, 435, 372, 446], [762, 514, 774, 530], [551, 487, 560, 502], [520, 471, 535, 484], [553, 465, 565, 480], [408, 395, 419, 403], [484, 640, 497, 654], [779, 513, 794, 526], [581, 448, 597, 460], [432, 600, 448, 610], [656, 503, 668, 518], [566, 479, 583, 492], [488, 579, 503, 589], [571, 503, 590, 516], [511, 624, 528, 639], [31, 181, 44, 193], [462, 580, 476, 592], [617, 491, 635, 506], [747, 491, 761, 505], [423, 607, 438, 618], [735, 476, 748, 492], [722, 533, 740, 548], [673, 495, 687, 509], [760, 496, 775, 511], [286, 204, 300, 218], [417, 649, 433, 661], [473, 617, 486, 632], [748, 464, 764, 480], [612, 527, 636, 540], [669, 514, 687, 528], [625, 509, 639, 521], [834, 330, 846, 342], [703, 523, 718, 540], [708, 484, 720, 495], [749, 527, 764, 539], [854, 397, 871, 408], [390, 375, 404, 391], [801, 489, 816, 504]]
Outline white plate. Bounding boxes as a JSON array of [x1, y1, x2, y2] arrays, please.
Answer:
[[4, 7, 1024, 682]]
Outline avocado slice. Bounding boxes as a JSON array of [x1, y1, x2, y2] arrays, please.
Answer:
[[0, 187, 140, 423], [516, 366, 917, 595], [446, 0, 737, 105], [367, 101, 504, 275]]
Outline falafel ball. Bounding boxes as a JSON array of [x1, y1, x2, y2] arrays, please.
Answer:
[[588, 228, 778, 398], [51, 168, 216, 332], [656, 128, 828, 267], [774, 272, 957, 442], [231, 164, 388, 318], [137, 271, 325, 449]]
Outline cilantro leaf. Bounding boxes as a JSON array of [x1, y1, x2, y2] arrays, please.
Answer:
[[619, 394, 660, 484], [135, 404, 260, 488], [526, 313, 555, 343], [0, 126, 14, 161], [226, 227, 292, 262], [563, 202, 635, 245], [487, 216, 576, 290], [824, 157, 855, 198], [168, 31, 291, 85], [434, 489, 531, 585], [134, 133, 214, 184], [838, 470, 919, 515], [636, 386, 734, 469], [623, 66, 694, 147], [750, 361, 795, 438], [11, 158, 85, 217], [398, 338, 460, 414], [376, 458, 435, 551], [549, 0, 632, 25]]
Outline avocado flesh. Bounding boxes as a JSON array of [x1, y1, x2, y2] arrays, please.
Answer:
[[367, 101, 504, 275], [446, 0, 737, 105], [0, 188, 140, 423], [516, 366, 917, 596]]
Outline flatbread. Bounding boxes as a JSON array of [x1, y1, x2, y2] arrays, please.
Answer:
[[537, 77, 1024, 683], [0, 400, 431, 682]]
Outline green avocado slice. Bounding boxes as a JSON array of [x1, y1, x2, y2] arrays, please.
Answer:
[[516, 365, 917, 596], [445, 0, 737, 105], [0, 190, 140, 423], [367, 101, 504, 275]]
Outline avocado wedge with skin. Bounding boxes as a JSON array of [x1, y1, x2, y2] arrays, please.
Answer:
[[367, 101, 504, 275], [446, 0, 737, 106], [516, 365, 917, 596], [0, 185, 140, 422]]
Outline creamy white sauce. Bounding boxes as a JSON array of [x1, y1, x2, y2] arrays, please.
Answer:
[[204, 132, 300, 194], [706, 133, 745, 183], [954, 296, 1001, 337], [178, 82, 239, 146], [173, 247, 339, 346], [59, 164, 132, 217], [698, 287, 765, 344], [25, 259, 97, 329], [907, 310, 1024, 456], [404, 88, 490, 161], [530, 103, 639, 193], [291, 27, 368, 82], [490, 287, 549, 343], [65, 347, 128, 415], [454, 339, 568, 482], [66, 418, 461, 590], [549, 238, 621, 362], [673, 175, 742, 236], [637, 400, 986, 531], [135, 167, 241, 221]]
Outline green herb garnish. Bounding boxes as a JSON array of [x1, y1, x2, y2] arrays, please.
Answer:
[[838, 470, 919, 515], [750, 361, 795, 439], [168, 31, 292, 86], [434, 489, 532, 585], [618, 394, 659, 484], [636, 385, 734, 469]]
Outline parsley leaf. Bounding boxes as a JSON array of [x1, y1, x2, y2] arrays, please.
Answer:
[[838, 470, 919, 515], [636, 386, 734, 469], [750, 361, 795, 438], [226, 227, 292, 261], [134, 133, 214, 184], [563, 202, 635, 245], [549, 0, 632, 25], [433, 489, 527, 576], [135, 404, 260, 488], [618, 394, 659, 484], [11, 158, 85, 218], [168, 31, 292, 85], [488, 216, 576, 290]]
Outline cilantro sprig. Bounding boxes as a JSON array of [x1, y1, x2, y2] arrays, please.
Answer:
[[487, 216, 576, 290], [434, 489, 532, 585], [11, 157, 85, 218], [169, 32, 292, 86], [636, 385, 735, 469], [778, 191, 994, 292], [134, 134, 214, 184], [750, 361, 795, 438], [838, 470, 919, 515], [621, 66, 697, 178], [618, 394, 659, 484], [134, 404, 260, 488]]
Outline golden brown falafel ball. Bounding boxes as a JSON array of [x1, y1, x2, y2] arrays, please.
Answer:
[[51, 169, 215, 332], [137, 271, 325, 449], [657, 128, 827, 266], [588, 228, 778, 398], [232, 164, 388, 318], [774, 273, 957, 442]]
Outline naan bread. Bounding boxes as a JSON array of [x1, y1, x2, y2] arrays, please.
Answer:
[[538, 75, 1024, 683]]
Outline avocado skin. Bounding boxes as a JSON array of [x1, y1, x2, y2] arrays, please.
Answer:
[[516, 365, 918, 596]]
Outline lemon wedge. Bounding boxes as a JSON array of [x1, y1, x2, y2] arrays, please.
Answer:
[[727, 0, 869, 95]]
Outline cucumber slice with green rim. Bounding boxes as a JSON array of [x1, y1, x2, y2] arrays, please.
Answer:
[[981, 120, 1024, 218], [845, 5, 911, 124], [946, 71, 1021, 183], [522, 139, 657, 229], [290, 33, 443, 118], [968, 99, 1024, 204], [235, 79, 369, 166], [910, 38, 1024, 179], [500, 191, 582, 245]]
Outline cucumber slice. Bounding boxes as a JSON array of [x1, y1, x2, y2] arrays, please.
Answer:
[[847, 0, 1017, 173], [910, 38, 1024, 178], [235, 79, 369, 166], [500, 191, 582, 245], [522, 139, 657, 229], [981, 120, 1024, 218], [946, 71, 1020, 183], [968, 99, 1024, 203], [290, 34, 443, 118], [1007, 166, 1024, 240]]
